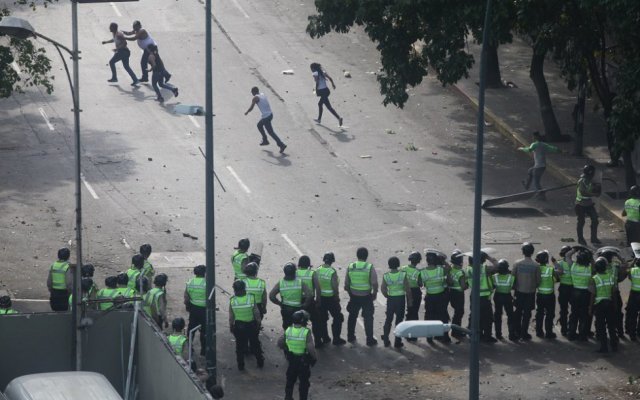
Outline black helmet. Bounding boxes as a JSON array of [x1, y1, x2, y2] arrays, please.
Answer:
[[236, 238, 250, 251], [105, 276, 118, 288], [172, 317, 186, 331], [140, 243, 152, 257], [450, 250, 464, 265], [576, 250, 592, 265], [298, 255, 311, 268], [58, 247, 71, 261], [559, 245, 572, 257], [497, 259, 509, 273], [631, 186, 640, 198], [291, 310, 310, 325], [535, 251, 549, 264], [132, 254, 145, 269], [81, 277, 94, 292], [81, 264, 95, 278], [594, 257, 608, 273], [408, 251, 422, 264], [322, 252, 335, 264], [244, 262, 258, 277], [356, 247, 368, 260], [194, 264, 206, 276], [135, 277, 150, 293], [117, 273, 128, 286], [521, 242, 535, 257], [283, 262, 297, 278], [583, 164, 595, 176], [388, 256, 400, 269], [425, 250, 439, 265], [154, 273, 168, 287], [247, 253, 261, 265], [0, 295, 12, 308], [232, 280, 246, 293]]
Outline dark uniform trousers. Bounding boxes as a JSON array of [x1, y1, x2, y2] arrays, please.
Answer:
[[558, 284, 573, 335], [493, 292, 515, 338], [305, 299, 322, 343], [625, 220, 640, 246], [569, 288, 590, 339], [317, 296, 344, 341], [613, 290, 624, 337], [424, 292, 450, 339], [625, 291, 640, 339], [346, 294, 374, 341], [383, 296, 405, 342], [535, 293, 556, 335], [285, 354, 311, 400], [405, 288, 422, 321], [233, 320, 263, 368], [188, 304, 206, 355], [281, 305, 302, 330], [449, 289, 465, 336], [50, 289, 70, 312], [513, 292, 536, 338], [469, 296, 493, 338], [594, 299, 618, 351]]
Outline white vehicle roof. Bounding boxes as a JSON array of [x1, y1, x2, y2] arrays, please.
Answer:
[[4, 372, 122, 400]]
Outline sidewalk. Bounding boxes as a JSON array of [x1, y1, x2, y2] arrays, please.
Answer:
[[451, 37, 626, 226]]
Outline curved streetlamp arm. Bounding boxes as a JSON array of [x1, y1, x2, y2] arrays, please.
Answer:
[[52, 43, 77, 110], [33, 31, 74, 56]]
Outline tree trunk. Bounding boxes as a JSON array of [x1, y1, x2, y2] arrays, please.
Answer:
[[623, 149, 636, 190], [572, 74, 587, 156], [529, 52, 562, 141], [485, 44, 503, 89]]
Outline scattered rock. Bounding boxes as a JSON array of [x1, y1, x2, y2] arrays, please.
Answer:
[[343, 70, 351, 78], [282, 69, 295, 75], [148, 157, 153, 161]]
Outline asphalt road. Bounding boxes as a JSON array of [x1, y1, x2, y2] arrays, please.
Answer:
[[1, 0, 638, 399]]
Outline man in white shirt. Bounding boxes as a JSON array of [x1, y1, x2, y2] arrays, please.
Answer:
[[245, 87, 287, 153]]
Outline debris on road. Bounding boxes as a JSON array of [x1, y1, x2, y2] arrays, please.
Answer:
[[385, 129, 396, 134], [148, 157, 153, 161], [281, 70, 295, 75], [183, 233, 198, 240], [360, 155, 372, 159], [343, 70, 351, 78], [405, 143, 418, 151]]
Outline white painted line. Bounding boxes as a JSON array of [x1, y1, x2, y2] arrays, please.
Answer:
[[188, 115, 201, 128], [38, 107, 55, 131], [110, 2, 122, 16], [230, 0, 250, 18], [11, 62, 21, 74], [122, 238, 131, 250], [281, 233, 303, 257], [81, 174, 100, 199], [13, 298, 49, 302], [226, 166, 251, 194]]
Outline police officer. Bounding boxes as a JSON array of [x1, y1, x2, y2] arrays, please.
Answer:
[[242, 262, 267, 317], [381, 256, 412, 348], [589, 257, 618, 353], [420, 250, 451, 343], [0, 295, 19, 314], [555, 246, 574, 336], [70, 277, 97, 311], [345, 247, 379, 346], [270, 263, 312, 330], [144, 273, 168, 328], [448, 250, 467, 339], [623, 186, 640, 245], [47, 247, 73, 311], [468, 252, 497, 342], [535, 251, 557, 339], [139, 243, 155, 280], [278, 310, 317, 400], [599, 249, 626, 338], [229, 280, 264, 370], [575, 164, 601, 245], [297, 255, 322, 347], [127, 254, 145, 290], [97, 276, 120, 311], [168, 317, 189, 360], [231, 238, 250, 280], [512, 242, 541, 341], [81, 264, 99, 299], [568, 250, 593, 341], [313, 252, 346, 346], [626, 258, 640, 341], [492, 259, 516, 341], [115, 272, 134, 308], [185, 265, 207, 355], [401, 251, 423, 335]]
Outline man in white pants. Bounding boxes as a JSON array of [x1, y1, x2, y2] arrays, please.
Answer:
[[245, 87, 287, 153]]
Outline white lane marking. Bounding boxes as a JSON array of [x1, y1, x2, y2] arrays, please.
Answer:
[[122, 238, 131, 249], [281, 234, 303, 257], [11, 62, 21, 74], [230, 0, 250, 18], [81, 174, 100, 199], [226, 166, 251, 194], [38, 107, 55, 131], [110, 2, 122, 16], [188, 115, 201, 128], [13, 298, 49, 302]]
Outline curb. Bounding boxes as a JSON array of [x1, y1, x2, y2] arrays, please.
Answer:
[[449, 83, 625, 229]]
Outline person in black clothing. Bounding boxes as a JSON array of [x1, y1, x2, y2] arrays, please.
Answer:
[[310, 62, 343, 127], [147, 44, 178, 103]]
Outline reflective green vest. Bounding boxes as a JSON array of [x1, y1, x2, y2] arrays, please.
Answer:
[[231, 251, 248, 279], [630, 267, 640, 292], [625, 198, 640, 222], [142, 260, 155, 280], [50, 260, 70, 290], [316, 265, 336, 297], [186, 277, 206, 307], [492, 273, 514, 294], [348, 261, 373, 292], [559, 260, 572, 286], [420, 267, 446, 295], [468, 265, 492, 297], [285, 326, 309, 355], [297, 269, 315, 291], [143, 287, 164, 316], [593, 273, 614, 304], [230, 294, 255, 322], [571, 263, 591, 289], [0, 308, 18, 315], [168, 334, 187, 356], [97, 288, 119, 311], [383, 271, 406, 297], [126, 268, 142, 290], [538, 265, 555, 294], [242, 277, 266, 304], [576, 178, 592, 202], [401, 265, 421, 289], [280, 278, 303, 307], [116, 286, 134, 307], [449, 268, 465, 291], [68, 294, 90, 309]]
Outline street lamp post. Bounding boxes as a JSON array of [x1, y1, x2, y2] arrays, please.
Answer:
[[0, 14, 83, 370]]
